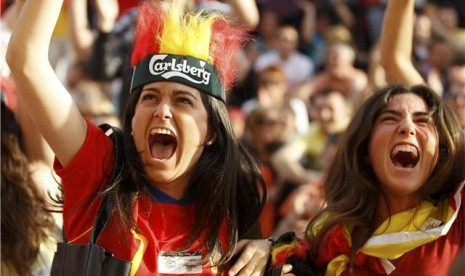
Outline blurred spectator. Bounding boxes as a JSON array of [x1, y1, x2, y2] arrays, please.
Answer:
[[299, 1, 360, 71], [242, 65, 309, 135], [270, 89, 352, 218], [273, 133, 340, 239], [413, 12, 433, 73], [444, 55, 465, 131], [255, 25, 315, 93], [366, 43, 387, 91], [1, 0, 62, 205], [1, 100, 59, 276], [49, 1, 73, 85], [254, 10, 280, 54], [271, 88, 352, 186], [256, 0, 303, 30], [242, 106, 294, 237], [421, 36, 454, 97], [228, 39, 261, 108], [228, 107, 246, 139], [70, 79, 121, 127], [424, 0, 465, 54], [294, 41, 368, 107]]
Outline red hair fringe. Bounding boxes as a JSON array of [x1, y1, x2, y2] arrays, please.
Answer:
[[130, 1, 248, 94]]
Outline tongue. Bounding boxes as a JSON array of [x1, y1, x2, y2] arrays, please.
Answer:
[[151, 143, 175, 160], [393, 151, 416, 168]]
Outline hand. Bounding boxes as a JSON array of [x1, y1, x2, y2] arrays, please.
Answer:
[[281, 264, 295, 276], [94, 0, 119, 32], [228, 239, 271, 276]]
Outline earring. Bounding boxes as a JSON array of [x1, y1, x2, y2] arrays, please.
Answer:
[[206, 140, 213, 146]]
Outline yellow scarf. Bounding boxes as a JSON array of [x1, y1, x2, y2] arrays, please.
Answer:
[[326, 181, 464, 275]]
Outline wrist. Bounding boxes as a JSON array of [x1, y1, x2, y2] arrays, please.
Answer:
[[97, 20, 115, 33]]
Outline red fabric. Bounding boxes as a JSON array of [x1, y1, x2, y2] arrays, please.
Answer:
[[260, 165, 277, 237], [54, 121, 229, 275], [1, 76, 17, 112], [314, 187, 465, 275], [1, 0, 8, 15], [273, 239, 311, 266], [118, 0, 138, 17]]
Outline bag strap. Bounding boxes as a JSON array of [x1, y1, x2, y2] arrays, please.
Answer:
[[89, 123, 125, 245]]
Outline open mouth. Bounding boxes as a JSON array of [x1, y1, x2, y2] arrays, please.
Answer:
[[390, 144, 419, 169], [149, 128, 177, 160]]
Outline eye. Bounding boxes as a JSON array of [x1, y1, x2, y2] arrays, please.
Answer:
[[415, 116, 433, 126], [176, 96, 194, 106], [380, 115, 397, 122], [141, 92, 158, 102]]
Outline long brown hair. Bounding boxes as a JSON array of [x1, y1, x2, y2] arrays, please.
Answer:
[[102, 88, 266, 266], [1, 101, 56, 276], [307, 84, 465, 263]]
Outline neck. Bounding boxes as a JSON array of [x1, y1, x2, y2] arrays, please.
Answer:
[[375, 195, 420, 227]]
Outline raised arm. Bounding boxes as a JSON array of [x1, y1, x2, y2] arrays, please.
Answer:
[[68, 0, 95, 60], [68, 0, 118, 61], [227, 0, 260, 30], [379, 0, 424, 85], [297, 0, 316, 45], [6, 0, 87, 167]]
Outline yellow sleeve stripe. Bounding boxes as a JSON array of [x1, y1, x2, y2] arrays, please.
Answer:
[[130, 229, 148, 276]]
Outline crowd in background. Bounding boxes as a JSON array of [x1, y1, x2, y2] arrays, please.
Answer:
[[1, 0, 464, 274]]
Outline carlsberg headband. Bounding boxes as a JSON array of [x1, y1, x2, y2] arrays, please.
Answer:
[[131, 54, 224, 101], [130, 2, 246, 103]]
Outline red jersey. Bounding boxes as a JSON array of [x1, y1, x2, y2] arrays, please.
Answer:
[[314, 182, 465, 275], [54, 121, 229, 275]]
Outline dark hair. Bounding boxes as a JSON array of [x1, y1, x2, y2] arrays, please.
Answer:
[[1, 101, 56, 276], [307, 84, 465, 264], [105, 88, 266, 266]]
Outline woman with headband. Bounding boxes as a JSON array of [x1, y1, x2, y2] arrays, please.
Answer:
[[7, 0, 271, 274]]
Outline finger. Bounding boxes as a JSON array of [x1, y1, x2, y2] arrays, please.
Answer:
[[233, 239, 250, 256], [282, 264, 293, 274], [229, 243, 255, 275], [233, 243, 270, 276], [237, 251, 266, 276]]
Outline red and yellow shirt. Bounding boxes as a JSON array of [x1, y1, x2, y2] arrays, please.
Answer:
[[314, 182, 465, 275], [55, 121, 229, 275]]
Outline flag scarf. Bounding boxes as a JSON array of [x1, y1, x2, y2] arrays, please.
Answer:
[[323, 180, 465, 275]]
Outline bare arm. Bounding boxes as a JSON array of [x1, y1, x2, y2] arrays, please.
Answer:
[[68, 0, 119, 60], [94, 0, 119, 33], [227, 0, 259, 30], [68, 0, 95, 60], [297, 0, 316, 45], [331, 0, 355, 30], [270, 141, 322, 185], [379, 0, 424, 85], [7, 0, 87, 167]]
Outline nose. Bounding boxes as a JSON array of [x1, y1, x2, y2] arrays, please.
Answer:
[[153, 102, 172, 119], [398, 117, 415, 136], [319, 107, 333, 121]]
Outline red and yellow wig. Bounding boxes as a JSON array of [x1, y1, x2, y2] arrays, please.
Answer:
[[130, 1, 246, 102]]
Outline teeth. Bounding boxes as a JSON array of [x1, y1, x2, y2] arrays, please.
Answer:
[[391, 144, 418, 158], [150, 128, 173, 136]]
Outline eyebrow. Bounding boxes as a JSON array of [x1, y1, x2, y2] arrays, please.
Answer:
[[380, 109, 431, 117], [173, 90, 200, 101], [142, 87, 199, 100]]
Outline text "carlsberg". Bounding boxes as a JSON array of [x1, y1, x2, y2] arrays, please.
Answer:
[[149, 54, 212, 85]]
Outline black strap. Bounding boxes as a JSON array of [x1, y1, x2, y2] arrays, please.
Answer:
[[88, 124, 125, 245]]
